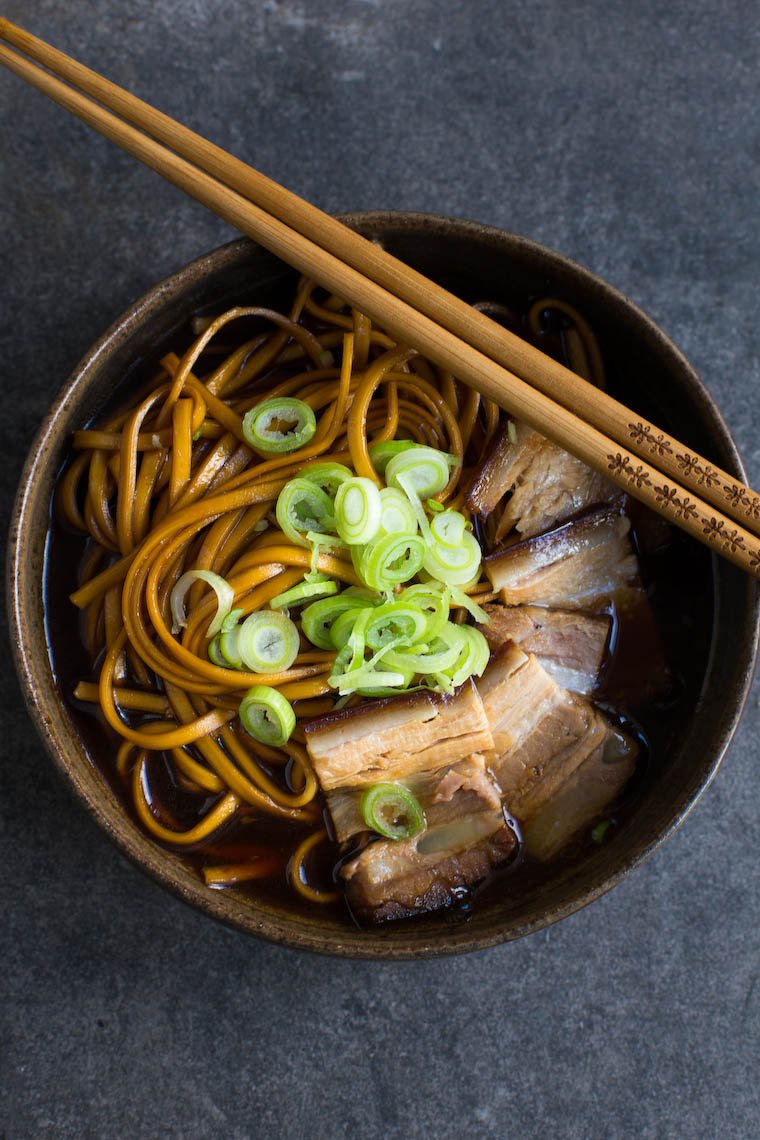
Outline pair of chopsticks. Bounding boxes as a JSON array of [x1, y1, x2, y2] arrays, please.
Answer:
[[2, 18, 760, 578]]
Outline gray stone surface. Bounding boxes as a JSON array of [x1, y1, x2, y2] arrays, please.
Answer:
[[1, 1, 758, 1137]]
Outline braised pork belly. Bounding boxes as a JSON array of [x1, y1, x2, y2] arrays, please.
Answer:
[[303, 683, 518, 924], [477, 646, 637, 857], [467, 420, 617, 539], [484, 506, 641, 610], [342, 812, 517, 924], [302, 681, 493, 791], [481, 603, 610, 696]]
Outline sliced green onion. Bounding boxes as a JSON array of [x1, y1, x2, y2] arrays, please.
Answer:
[[422, 530, 482, 586], [170, 570, 234, 638], [364, 602, 429, 650], [300, 461, 353, 497], [591, 819, 613, 844], [219, 625, 243, 669], [447, 584, 489, 624], [360, 783, 425, 840], [334, 477, 382, 545], [430, 510, 468, 549], [207, 635, 228, 666], [448, 625, 491, 686], [330, 606, 370, 650], [393, 471, 432, 543], [329, 668, 408, 695], [357, 532, 425, 591], [427, 498, 445, 513], [381, 627, 465, 675], [398, 583, 451, 640], [275, 479, 336, 547], [243, 397, 316, 454], [269, 578, 338, 610], [385, 445, 455, 499], [368, 439, 415, 476], [237, 612, 300, 673], [378, 487, 418, 536], [301, 593, 376, 650], [221, 608, 245, 633], [239, 686, 295, 746]]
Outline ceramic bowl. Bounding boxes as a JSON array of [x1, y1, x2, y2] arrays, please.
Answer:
[[9, 212, 759, 958]]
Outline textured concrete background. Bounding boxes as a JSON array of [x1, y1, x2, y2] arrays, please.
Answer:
[[1, 2, 758, 1137]]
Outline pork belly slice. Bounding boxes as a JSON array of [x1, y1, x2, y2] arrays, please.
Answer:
[[484, 506, 641, 610], [481, 603, 610, 696], [466, 421, 543, 516], [327, 753, 502, 843], [341, 809, 517, 924], [478, 645, 634, 827], [521, 731, 638, 861], [302, 680, 493, 792], [467, 420, 617, 539]]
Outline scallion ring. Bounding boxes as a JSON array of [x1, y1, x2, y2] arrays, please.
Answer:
[[275, 479, 336, 547], [378, 487, 418, 536], [422, 531, 482, 586], [385, 445, 456, 499], [360, 783, 426, 840], [269, 578, 338, 610], [368, 439, 416, 476], [239, 686, 296, 746], [170, 570, 234, 638], [364, 602, 429, 650], [334, 477, 382, 545], [243, 397, 316, 454], [300, 461, 354, 498], [357, 532, 426, 591], [430, 509, 468, 549], [237, 612, 300, 673], [301, 593, 377, 650]]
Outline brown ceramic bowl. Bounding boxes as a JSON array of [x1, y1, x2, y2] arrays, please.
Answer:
[[9, 212, 759, 958]]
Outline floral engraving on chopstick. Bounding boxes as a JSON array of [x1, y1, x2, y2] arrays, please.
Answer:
[[674, 450, 718, 488], [698, 515, 746, 555], [672, 495, 698, 522], [652, 483, 699, 524], [723, 481, 760, 520], [628, 422, 673, 457], [749, 546, 760, 571], [720, 527, 747, 553], [606, 453, 652, 488]]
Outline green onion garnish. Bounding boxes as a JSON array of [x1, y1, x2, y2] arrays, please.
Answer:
[[422, 530, 482, 586], [378, 487, 419, 535], [269, 578, 338, 610], [360, 783, 426, 840], [300, 592, 379, 650], [170, 569, 234, 638], [363, 601, 429, 649], [385, 445, 455, 499], [334, 476, 382, 545], [207, 635, 227, 666], [591, 819, 613, 844], [242, 397, 316, 454], [430, 509, 468, 549], [357, 532, 426, 591], [239, 686, 296, 746], [299, 460, 354, 497], [368, 439, 416, 476], [275, 479, 336, 547], [236, 611, 300, 673]]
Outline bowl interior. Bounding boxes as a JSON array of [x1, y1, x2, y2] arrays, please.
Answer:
[[10, 212, 759, 957]]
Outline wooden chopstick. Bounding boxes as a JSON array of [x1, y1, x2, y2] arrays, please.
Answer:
[[2, 24, 760, 579], [3, 16, 757, 543]]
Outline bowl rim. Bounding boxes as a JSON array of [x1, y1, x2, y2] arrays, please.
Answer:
[[8, 210, 760, 959]]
